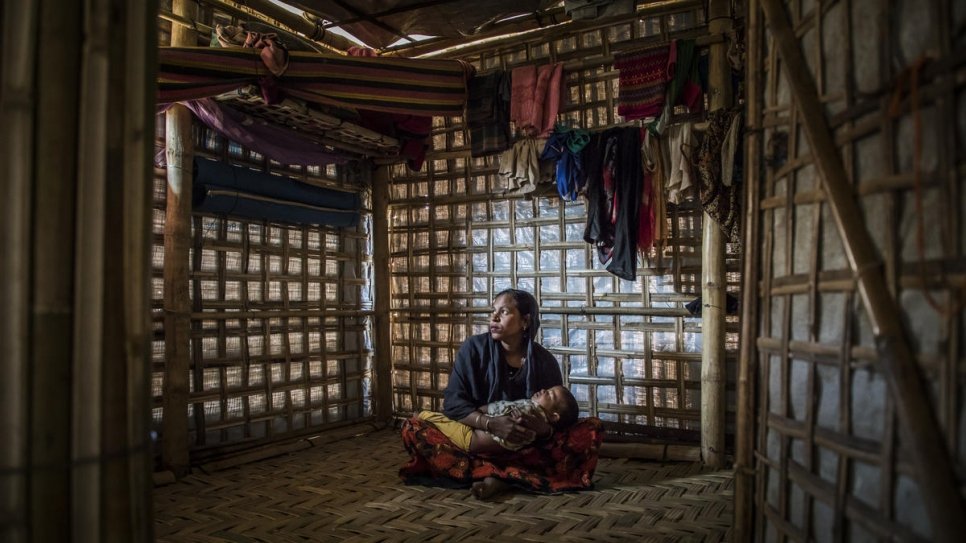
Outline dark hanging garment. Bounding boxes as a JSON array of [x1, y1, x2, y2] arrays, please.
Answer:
[[583, 130, 616, 265], [583, 127, 643, 281], [605, 127, 643, 281], [466, 70, 511, 157]]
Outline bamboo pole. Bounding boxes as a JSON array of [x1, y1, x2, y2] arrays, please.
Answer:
[[0, 1, 38, 541], [162, 0, 198, 478], [202, 0, 356, 53], [758, 0, 966, 538], [109, 0, 158, 539], [30, 0, 84, 539], [700, 0, 732, 470], [399, 0, 703, 58], [735, 0, 763, 539], [371, 165, 394, 420], [73, 0, 112, 538]]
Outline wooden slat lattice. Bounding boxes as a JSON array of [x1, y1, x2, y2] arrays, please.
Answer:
[[745, 0, 966, 540], [152, 123, 375, 463], [388, 7, 742, 439]]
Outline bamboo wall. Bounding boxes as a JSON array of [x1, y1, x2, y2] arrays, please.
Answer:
[[1, 0, 157, 540], [741, 0, 966, 540], [151, 123, 375, 463], [388, 6, 742, 440]]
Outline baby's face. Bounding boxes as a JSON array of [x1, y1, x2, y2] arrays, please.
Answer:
[[532, 385, 567, 413]]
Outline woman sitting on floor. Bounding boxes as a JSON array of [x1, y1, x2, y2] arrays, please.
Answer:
[[399, 289, 604, 499]]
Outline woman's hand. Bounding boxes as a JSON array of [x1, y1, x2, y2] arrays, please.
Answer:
[[487, 414, 535, 444], [513, 411, 553, 440]]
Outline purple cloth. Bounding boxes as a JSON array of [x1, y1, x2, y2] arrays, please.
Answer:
[[160, 99, 347, 166]]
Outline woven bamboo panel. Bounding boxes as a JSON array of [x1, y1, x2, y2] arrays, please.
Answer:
[[745, 0, 965, 540], [216, 86, 402, 157], [387, 8, 741, 439], [154, 429, 734, 542], [152, 123, 375, 463]]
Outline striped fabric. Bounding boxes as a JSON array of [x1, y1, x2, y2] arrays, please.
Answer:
[[158, 47, 471, 116]]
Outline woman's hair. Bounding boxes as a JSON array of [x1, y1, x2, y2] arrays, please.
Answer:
[[494, 288, 540, 336]]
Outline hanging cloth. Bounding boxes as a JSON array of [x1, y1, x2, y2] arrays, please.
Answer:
[[510, 63, 564, 137], [666, 121, 695, 204], [499, 138, 542, 195], [467, 70, 512, 157], [642, 131, 668, 252], [583, 127, 643, 280], [696, 108, 743, 245], [636, 129, 656, 255], [614, 46, 671, 121], [540, 125, 590, 201]]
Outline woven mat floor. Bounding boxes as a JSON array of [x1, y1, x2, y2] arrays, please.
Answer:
[[154, 429, 733, 542]]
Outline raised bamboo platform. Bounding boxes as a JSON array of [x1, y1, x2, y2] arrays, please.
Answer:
[[154, 429, 733, 542]]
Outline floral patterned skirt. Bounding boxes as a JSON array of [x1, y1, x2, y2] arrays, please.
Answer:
[[398, 416, 604, 493]]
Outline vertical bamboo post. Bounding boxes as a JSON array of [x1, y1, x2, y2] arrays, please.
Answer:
[[0, 2, 38, 541], [108, 0, 158, 539], [371, 165, 394, 420], [73, 0, 111, 538], [30, 0, 83, 539], [162, 0, 198, 477], [735, 0, 762, 538], [759, 0, 966, 538], [701, 0, 732, 470]]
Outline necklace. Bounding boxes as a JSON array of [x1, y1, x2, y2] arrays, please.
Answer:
[[506, 357, 524, 379]]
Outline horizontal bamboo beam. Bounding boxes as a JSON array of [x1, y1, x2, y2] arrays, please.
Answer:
[[389, 305, 691, 317], [201, 0, 357, 52], [393, 0, 703, 58], [158, 8, 213, 35], [759, 0, 966, 538], [190, 309, 373, 319]]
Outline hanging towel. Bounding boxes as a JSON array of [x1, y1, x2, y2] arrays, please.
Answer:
[[510, 63, 564, 137]]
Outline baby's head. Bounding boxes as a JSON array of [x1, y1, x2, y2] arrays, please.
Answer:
[[531, 385, 579, 430]]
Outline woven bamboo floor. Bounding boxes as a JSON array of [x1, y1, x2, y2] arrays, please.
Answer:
[[154, 429, 733, 542]]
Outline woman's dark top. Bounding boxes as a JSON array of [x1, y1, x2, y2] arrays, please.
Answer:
[[442, 332, 564, 420]]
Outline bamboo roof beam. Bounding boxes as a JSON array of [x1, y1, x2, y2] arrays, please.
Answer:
[[759, 0, 966, 538], [200, 0, 357, 53], [390, 0, 703, 58]]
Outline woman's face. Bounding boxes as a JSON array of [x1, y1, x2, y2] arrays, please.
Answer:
[[489, 293, 527, 344]]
